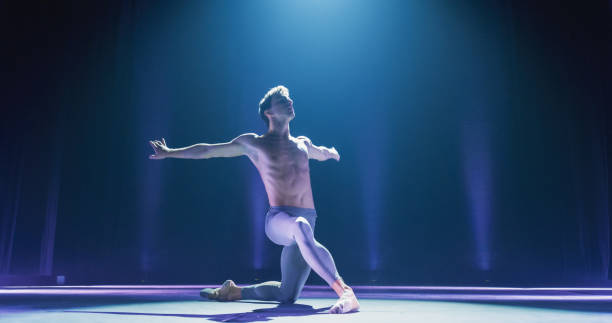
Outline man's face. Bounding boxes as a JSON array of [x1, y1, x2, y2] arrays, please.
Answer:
[[266, 94, 295, 122]]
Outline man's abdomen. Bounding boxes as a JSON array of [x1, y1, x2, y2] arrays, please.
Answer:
[[264, 176, 315, 208]]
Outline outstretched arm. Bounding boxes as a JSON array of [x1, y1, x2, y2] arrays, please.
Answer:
[[149, 133, 256, 160], [297, 136, 340, 162]]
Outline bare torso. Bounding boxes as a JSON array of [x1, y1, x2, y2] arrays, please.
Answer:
[[242, 134, 315, 208]]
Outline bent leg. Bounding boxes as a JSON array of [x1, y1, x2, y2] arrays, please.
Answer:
[[242, 208, 340, 303], [240, 243, 311, 303], [292, 218, 341, 286], [291, 219, 361, 313], [278, 243, 311, 303], [240, 280, 282, 301]]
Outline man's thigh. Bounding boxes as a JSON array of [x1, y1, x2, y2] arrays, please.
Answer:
[[265, 211, 300, 246]]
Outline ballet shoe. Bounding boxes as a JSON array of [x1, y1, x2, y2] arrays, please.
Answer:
[[329, 287, 360, 314]]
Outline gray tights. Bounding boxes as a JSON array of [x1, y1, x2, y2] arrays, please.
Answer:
[[240, 206, 341, 303]]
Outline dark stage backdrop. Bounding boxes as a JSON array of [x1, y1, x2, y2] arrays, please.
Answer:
[[1, 0, 611, 285]]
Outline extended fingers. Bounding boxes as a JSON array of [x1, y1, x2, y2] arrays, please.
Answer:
[[149, 140, 162, 159]]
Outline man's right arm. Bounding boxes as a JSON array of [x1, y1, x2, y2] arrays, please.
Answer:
[[149, 133, 256, 159]]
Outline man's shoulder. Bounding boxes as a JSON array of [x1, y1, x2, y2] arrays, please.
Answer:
[[232, 132, 259, 146], [232, 133, 262, 157], [233, 133, 259, 144]]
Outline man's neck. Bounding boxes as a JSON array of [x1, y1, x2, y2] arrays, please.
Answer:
[[266, 121, 290, 139]]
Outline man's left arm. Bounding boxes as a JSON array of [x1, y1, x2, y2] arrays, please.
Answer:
[[297, 136, 340, 162]]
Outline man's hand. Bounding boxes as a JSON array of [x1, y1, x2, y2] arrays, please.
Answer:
[[328, 147, 340, 161], [149, 138, 170, 159]]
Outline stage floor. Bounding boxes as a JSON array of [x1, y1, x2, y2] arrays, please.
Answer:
[[2, 285, 612, 322]]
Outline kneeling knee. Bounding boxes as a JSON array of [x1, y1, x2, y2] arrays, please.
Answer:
[[278, 286, 299, 304], [279, 295, 297, 304]]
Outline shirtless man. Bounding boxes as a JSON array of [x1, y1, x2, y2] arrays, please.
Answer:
[[148, 85, 360, 314]]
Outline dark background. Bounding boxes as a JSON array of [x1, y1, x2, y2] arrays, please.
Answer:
[[1, 0, 611, 286]]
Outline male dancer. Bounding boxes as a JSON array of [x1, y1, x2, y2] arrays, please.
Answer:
[[148, 86, 359, 313]]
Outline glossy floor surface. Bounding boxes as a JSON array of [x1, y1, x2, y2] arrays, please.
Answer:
[[2, 285, 612, 322]]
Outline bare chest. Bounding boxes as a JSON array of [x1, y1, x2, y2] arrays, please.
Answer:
[[262, 140, 308, 171], [246, 138, 307, 175]]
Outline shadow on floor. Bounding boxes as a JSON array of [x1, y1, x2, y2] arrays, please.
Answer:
[[65, 303, 333, 322]]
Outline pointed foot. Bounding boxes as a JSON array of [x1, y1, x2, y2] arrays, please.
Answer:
[[329, 288, 360, 314]]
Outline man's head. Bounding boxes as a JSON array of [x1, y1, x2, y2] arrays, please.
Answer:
[[258, 85, 294, 128]]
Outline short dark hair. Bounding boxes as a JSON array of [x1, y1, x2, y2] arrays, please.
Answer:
[[258, 85, 289, 127]]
